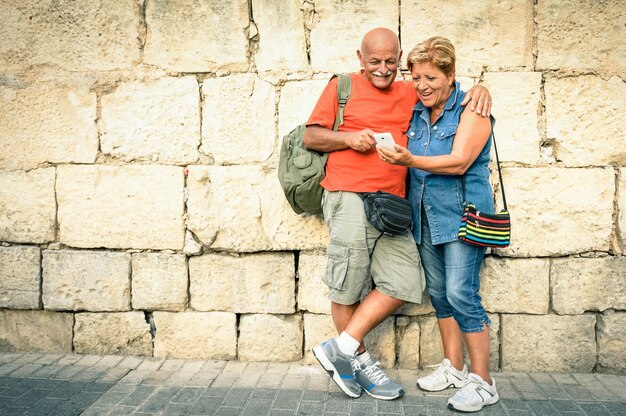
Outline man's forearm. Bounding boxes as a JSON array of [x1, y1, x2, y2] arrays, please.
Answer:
[[303, 125, 352, 152]]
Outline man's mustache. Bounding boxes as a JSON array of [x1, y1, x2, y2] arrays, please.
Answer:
[[372, 70, 393, 77]]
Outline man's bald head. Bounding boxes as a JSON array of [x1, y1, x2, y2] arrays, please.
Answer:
[[357, 28, 402, 90], [360, 28, 401, 56]]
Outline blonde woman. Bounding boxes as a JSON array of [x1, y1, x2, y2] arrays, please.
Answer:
[[378, 36, 498, 412]]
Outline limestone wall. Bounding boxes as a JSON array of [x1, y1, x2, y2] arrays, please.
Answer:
[[0, 0, 624, 374]]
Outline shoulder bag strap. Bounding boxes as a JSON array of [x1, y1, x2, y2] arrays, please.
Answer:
[[461, 117, 508, 211], [332, 74, 352, 131], [490, 125, 508, 211]]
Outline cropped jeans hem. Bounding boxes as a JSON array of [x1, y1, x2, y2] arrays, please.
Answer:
[[433, 314, 490, 333], [459, 316, 491, 333]]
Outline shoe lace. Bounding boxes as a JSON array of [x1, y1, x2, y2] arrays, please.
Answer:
[[362, 361, 389, 385], [424, 361, 448, 377], [456, 379, 481, 399]]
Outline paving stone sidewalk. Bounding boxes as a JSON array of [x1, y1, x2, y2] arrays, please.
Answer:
[[0, 352, 624, 416]]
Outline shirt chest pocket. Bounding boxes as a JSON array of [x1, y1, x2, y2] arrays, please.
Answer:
[[435, 125, 457, 141], [430, 125, 457, 155], [408, 129, 425, 142]]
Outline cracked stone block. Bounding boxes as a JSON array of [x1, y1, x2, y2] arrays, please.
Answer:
[[42, 250, 131, 312], [252, 0, 308, 73], [186, 165, 327, 252], [546, 76, 626, 167], [502, 314, 596, 372], [597, 313, 626, 373], [132, 253, 188, 311], [497, 167, 614, 256], [0, 168, 56, 244], [57, 165, 184, 250], [482, 72, 542, 164], [144, 0, 249, 72], [0, 246, 40, 309], [153, 312, 237, 360], [401, 0, 534, 75], [238, 314, 303, 362], [201, 74, 275, 164], [537, 0, 625, 72], [551, 257, 626, 315], [189, 252, 295, 313], [74, 312, 152, 356], [396, 317, 420, 369], [183, 231, 203, 256], [0, 0, 139, 71], [617, 168, 626, 251], [100, 77, 200, 164], [0, 79, 97, 170], [0, 310, 73, 353], [481, 257, 550, 314], [297, 251, 330, 314]]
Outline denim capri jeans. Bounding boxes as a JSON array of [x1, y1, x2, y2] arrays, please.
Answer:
[[418, 208, 490, 333]]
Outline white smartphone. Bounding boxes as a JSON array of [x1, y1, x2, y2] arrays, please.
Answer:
[[373, 132, 396, 149]]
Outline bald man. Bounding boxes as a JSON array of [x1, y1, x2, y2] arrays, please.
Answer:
[[305, 28, 491, 400]]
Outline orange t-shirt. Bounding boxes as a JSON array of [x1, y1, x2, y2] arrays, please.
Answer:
[[306, 73, 417, 197]]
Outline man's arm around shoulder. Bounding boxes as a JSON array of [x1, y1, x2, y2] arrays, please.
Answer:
[[303, 125, 377, 153]]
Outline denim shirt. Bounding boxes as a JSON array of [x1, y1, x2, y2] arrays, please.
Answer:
[[407, 82, 494, 245]]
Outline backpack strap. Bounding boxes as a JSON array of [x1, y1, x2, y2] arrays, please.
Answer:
[[332, 74, 352, 131]]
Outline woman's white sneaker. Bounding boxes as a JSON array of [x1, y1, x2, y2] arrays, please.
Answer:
[[447, 373, 499, 413], [416, 358, 468, 391]]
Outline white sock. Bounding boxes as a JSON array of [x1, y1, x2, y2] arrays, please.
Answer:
[[356, 350, 371, 365], [335, 331, 359, 356]]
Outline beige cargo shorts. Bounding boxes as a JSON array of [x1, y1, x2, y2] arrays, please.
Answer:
[[321, 190, 425, 305]]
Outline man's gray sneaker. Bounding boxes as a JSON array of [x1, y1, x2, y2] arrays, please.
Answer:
[[354, 356, 404, 400], [312, 338, 362, 398]]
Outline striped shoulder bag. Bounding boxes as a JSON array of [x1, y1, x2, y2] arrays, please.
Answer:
[[458, 129, 511, 248]]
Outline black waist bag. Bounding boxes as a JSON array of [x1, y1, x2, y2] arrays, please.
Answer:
[[359, 191, 413, 236]]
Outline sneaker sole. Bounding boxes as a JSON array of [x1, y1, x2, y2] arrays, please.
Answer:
[[417, 378, 467, 392], [447, 394, 499, 413], [312, 346, 361, 398], [362, 388, 404, 401]]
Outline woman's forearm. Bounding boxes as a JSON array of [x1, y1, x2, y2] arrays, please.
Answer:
[[408, 110, 492, 175], [409, 153, 471, 175]]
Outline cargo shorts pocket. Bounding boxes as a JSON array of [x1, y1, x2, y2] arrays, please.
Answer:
[[324, 244, 349, 290]]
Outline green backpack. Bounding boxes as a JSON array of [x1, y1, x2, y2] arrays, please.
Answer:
[[278, 74, 352, 215]]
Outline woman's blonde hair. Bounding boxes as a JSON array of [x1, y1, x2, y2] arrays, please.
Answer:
[[406, 36, 456, 76]]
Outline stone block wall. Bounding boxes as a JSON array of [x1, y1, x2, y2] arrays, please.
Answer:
[[0, 0, 624, 374]]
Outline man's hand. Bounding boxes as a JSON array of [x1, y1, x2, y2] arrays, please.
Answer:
[[345, 129, 377, 152], [461, 84, 492, 117], [377, 144, 414, 167]]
